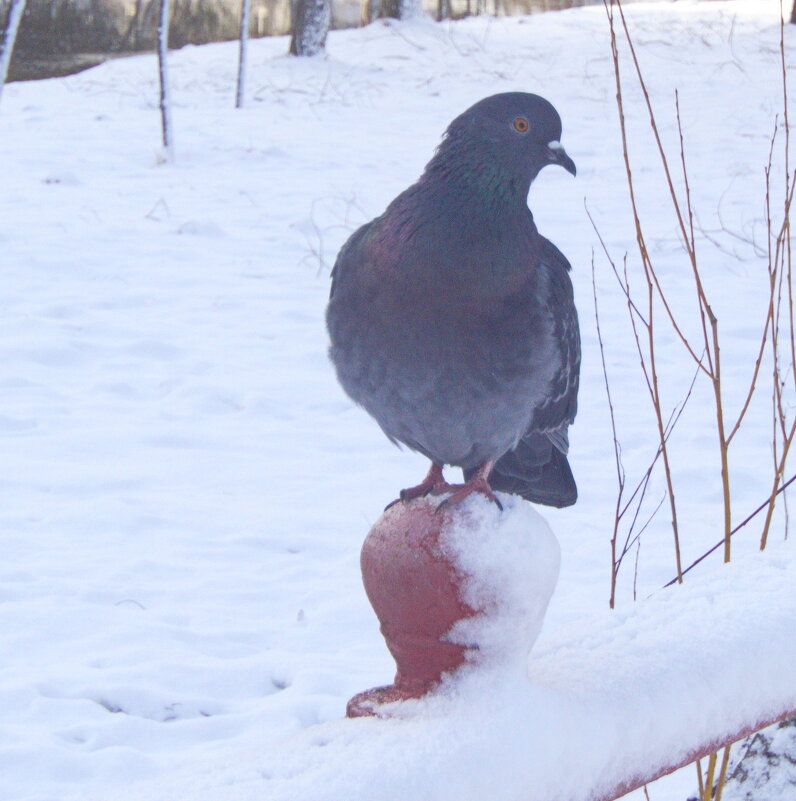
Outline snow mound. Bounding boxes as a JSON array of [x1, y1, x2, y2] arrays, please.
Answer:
[[442, 494, 560, 668]]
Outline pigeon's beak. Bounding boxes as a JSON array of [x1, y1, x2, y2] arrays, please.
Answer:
[[545, 141, 577, 177]]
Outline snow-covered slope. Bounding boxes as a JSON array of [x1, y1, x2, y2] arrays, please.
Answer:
[[0, 2, 792, 800]]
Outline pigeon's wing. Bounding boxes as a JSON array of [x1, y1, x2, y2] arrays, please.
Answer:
[[476, 235, 580, 508], [530, 235, 580, 448]]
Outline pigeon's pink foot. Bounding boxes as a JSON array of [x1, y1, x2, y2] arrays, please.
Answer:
[[399, 462, 450, 501], [385, 463, 449, 510], [435, 461, 502, 512]]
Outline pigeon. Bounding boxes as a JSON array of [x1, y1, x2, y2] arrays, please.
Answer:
[[326, 92, 580, 509]]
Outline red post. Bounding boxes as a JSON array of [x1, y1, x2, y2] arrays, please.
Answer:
[[347, 499, 476, 717]]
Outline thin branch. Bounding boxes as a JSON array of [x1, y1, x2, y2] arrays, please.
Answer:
[[606, 0, 713, 376], [592, 250, 626, 609], [713, 745, 732, 801], [663, 473, 796, 587]]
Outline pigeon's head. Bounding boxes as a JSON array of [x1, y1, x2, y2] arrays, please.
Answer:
[[429, 92, 576, 197]]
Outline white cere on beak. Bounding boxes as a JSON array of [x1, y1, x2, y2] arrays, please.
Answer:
[[547, 140, 563, 151]]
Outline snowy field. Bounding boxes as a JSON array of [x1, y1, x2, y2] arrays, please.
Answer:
[[0, 1, 794, 800]]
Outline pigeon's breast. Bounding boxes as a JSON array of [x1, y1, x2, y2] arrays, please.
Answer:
[[327, 260, 559, 469]]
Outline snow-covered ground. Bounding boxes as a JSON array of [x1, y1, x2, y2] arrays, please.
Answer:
[[0, 2, 793, 800]]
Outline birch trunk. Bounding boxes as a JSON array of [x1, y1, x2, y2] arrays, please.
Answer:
[[0, 0, 27, 105], [235, 0, 250, 107], [289, 0, 329, 57]]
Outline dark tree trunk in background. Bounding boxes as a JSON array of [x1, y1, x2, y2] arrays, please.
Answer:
[[361, 0, 379, 24], [289, 0, 330, 56], [791, 0, 796, 24], [0, 0, 27, 105], [436, 0, 451, 20], [120, 0, 146, 50], [157, 0, 174, 158], [380, 0, 417, 19], [381, 0, 401, 17]]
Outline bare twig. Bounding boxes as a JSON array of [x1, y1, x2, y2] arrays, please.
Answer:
[[713, 745, 732, 801], [663, 473, 796, 587], [592, 250, 626, 609], [605, 0, 686, 578]]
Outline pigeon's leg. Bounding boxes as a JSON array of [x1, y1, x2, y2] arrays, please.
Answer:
[[384, 463, 448, 510], [400, 462, 448, 501], [436, 460, 503, 512]]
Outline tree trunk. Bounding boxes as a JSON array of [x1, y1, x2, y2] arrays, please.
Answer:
[[791, 0, 796, 25], [380, 0, 400, 17], [157, 0, 174, 159], [235, 0, 250, 107], [0, 0, 27, 105], [380, 0, 417, 19], [120, 0, 146, 51], [289, 0, 330, 56]]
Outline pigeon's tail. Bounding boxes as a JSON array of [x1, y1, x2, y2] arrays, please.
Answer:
[[467, 433, 577, 508]]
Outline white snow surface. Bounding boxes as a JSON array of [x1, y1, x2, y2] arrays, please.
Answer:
[[1, 2, 795, 800]]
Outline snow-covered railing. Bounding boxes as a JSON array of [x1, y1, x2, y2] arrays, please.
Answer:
[[248, 512, 796, 801], [597, 708, 796, 801]]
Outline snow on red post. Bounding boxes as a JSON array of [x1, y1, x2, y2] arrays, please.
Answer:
[[347, 494, 560, 717]]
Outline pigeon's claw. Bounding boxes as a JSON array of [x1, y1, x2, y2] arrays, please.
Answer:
[[435, 479, 503, 513], [435, 460, 502, 513], [386, 461, 503, 513], [385, 463, 448, 510]]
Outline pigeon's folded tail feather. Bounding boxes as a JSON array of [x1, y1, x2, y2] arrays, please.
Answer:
[[465, 431, 577, 508]]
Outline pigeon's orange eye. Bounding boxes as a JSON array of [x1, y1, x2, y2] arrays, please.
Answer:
[[512, 116, 530, 133]]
